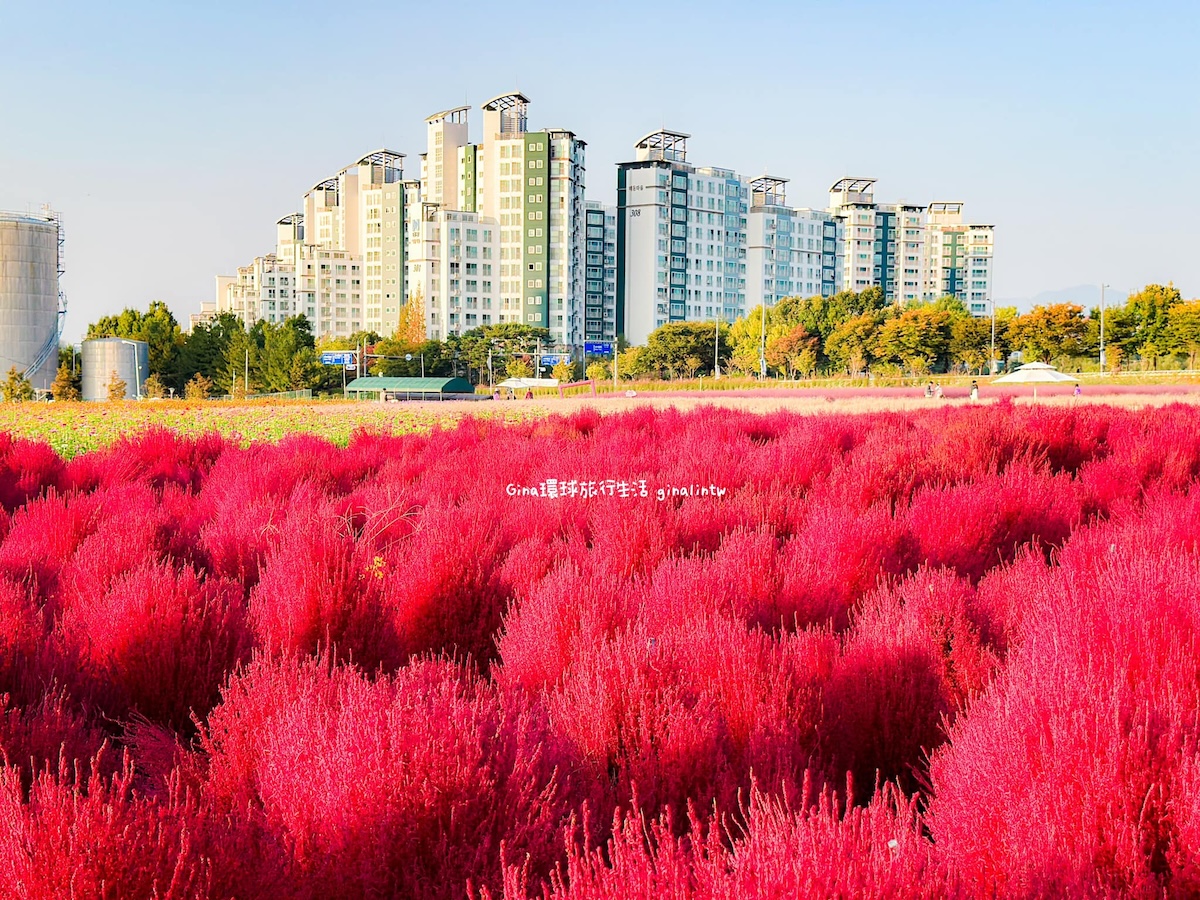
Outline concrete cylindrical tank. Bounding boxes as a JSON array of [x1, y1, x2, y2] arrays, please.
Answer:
[[0, 213, 61, 392], [81, 338, 149, 401]]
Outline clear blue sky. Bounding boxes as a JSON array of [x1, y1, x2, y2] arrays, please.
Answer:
[[2, 0, 1197, 341]]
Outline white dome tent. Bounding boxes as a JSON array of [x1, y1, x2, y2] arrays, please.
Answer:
[[992, 362, 1079, 384]]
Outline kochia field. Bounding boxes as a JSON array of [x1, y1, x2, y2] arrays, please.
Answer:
[[1, 401, 1199, 898]]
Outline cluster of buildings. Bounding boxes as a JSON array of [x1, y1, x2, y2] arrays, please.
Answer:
[[203, 93, 994, 349]]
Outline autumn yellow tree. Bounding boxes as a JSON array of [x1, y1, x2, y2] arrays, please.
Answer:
[[397, 290, 427, 345]]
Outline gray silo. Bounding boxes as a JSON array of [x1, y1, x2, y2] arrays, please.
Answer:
[[81, 338, 149, 401], [0, 212, 64, 392]]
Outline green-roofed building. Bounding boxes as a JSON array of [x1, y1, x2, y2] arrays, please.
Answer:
[[345, 376, 478, 401]]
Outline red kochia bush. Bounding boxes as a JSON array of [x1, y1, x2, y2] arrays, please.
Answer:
[[59, 561, 249, 731], [0, 750, 212, 900], [926, 500, 1200, 896], [0, 402, 1197, 897], [490, 783, 953, 900], [821, 568, 996, 794], [201, 655, 592, 900]]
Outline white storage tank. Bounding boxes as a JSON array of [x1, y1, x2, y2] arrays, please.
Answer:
[[0, 212, 62, 392], [81, 338, 149, 401]]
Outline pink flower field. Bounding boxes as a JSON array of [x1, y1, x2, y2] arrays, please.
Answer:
[[1, 400, 1199, 898]]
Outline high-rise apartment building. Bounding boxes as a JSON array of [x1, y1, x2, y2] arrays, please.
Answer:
[[412, 95, 587, 346], [826, 179, 995, 314], [584, 201, 617, 341], [216, 151, 407, 339], [746, 177, 839, 309], [616, 130, 752, 345], [924, 202, 995, 315], [617, 132, 845, 345], [827, 178, 926, 303]]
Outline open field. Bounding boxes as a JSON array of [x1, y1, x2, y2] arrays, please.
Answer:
[[3, 382, 1200, 455], [1, 403, 1200, 896]]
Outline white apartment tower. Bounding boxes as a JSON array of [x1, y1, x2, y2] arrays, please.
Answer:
[[746, 177, 839, 309], [826, 179, 995, 314], [409, 95, 587, 347], [616, 131, 749, 346], [216, 151, 407, 339], [827, 178, 926, 303], [584, 201, 617, 341], [924, 202, 995, 315], [617, 132, 839, 345]]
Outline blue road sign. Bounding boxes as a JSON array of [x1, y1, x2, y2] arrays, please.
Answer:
[[320, 351, 356, 366], [584, 341, 614, 355], [540, 354, 561, 367]]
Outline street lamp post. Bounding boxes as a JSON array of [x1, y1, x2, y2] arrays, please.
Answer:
[[1099, 283, 1109, 372], [990, 296, 997, 375], [758, 303, 767, 380], [714, 318, 721, 379]]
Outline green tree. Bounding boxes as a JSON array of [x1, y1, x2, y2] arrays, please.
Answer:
[[176, 313, 243, 387], [825, 312, 884, 374], [256, 316, 317, 392], [766, 324, 819, 377], [1166, 300, 1200, 370], [585, 361, 609, 383], [215, 327, 258, 396], [87, 301, 182, 384], [51, 363, 81, 401], [873, 305, 955, 374], [950, 314, 996, 374], [2, 367, 33, 402], [643, 321, 729, 378], [617, 346, 649, 380], [1008, 304, 1089, 363], [793, 346, 818, 378], [107, 371, 127, 402], [506, 358, 532, 379], [773, 287, 889, 347], [289, 348, 322, 390], [1124, 284, 1182, 361]]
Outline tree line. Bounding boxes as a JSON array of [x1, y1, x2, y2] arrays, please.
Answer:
[[618, 283, 1200, 380], [12, 282, 1199, 402]]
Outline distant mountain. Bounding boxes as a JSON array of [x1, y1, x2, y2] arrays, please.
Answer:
[[996, 285, 1130, 313]]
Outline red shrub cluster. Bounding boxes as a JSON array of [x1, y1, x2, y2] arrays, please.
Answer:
[[0, 403, 1198, 897]]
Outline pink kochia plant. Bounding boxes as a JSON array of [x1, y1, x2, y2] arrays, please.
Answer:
[[0, 403, 1193, 897]]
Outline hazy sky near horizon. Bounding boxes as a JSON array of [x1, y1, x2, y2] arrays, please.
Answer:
[[2, 0, 1197, 341]]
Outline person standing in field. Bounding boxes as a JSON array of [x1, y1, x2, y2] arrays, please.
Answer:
[[970, 380, 979, 402]]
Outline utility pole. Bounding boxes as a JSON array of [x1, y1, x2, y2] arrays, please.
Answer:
[[1099, 283, 1109, 372], [990, 296, 997, 375], [714, 319, 720, 379], [244, 348, 249, 396], [758, 303, 768, 380]]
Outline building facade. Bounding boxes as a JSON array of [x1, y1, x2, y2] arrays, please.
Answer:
[[617, 132, 848, 345], [826, 178, 926, 303], [413, 95, 587, 347], [746, 177, 839, 309], [216, 152, 407, 340], [924, 202, 995, 315], [826, 179, 995, 314], [616, 131, 755, 346], [584, 201, 617, 341]]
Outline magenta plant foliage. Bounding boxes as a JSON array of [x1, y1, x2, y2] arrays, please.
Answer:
[[0, 403, 1196, 896]]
